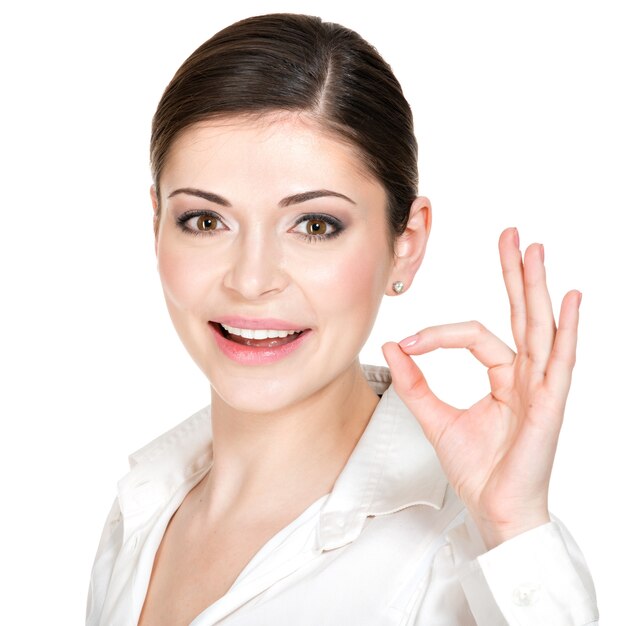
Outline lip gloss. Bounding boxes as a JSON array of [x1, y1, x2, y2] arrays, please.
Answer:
[[209, 323, 312, 365]]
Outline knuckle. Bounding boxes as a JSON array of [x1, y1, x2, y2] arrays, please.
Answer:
[[564, 352, 577, 368], [552, 348, 576, 368], [468, 320, 486, 335]]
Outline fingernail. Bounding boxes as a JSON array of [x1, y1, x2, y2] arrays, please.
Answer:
[[399, 334, 420, 349], [540, 243, 545, 262], [513, 227, 519, 248], [577, 291, 583, 307]]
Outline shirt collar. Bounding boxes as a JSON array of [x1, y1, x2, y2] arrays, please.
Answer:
[[116, 364, 448, 549], [317, 364, 448, 550], [116, 406, 214, 522]]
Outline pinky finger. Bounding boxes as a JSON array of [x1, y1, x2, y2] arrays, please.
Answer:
[[544, 290, 582, 400]]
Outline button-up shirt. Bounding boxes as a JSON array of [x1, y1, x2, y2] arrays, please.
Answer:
[[86, 364, 599, 625]]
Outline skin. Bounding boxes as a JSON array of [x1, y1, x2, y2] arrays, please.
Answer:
[[146, 111, 581, 622], [382, 233, 582, 548]]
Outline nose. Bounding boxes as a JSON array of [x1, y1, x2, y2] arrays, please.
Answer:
[[222, 226, 289, 300]]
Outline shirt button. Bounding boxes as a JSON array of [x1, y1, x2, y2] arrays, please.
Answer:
[[512, 583, 541, 606]]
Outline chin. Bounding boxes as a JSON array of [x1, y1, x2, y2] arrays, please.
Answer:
[[208, 373, 314, 416]]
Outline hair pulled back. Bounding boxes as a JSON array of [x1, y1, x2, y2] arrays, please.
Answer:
[[150, 13, 418, 245]]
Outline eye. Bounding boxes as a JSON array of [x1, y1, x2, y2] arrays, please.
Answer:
[[305, 219, 328, 235], [291, 214, 344, 242], [176, 210, 227, 236], [196, 215, 220, 231]]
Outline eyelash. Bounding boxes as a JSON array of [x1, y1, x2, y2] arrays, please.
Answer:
[[176, 210, 227, 237], [292, 213, 344, 243], [175, 210, 345, 242]]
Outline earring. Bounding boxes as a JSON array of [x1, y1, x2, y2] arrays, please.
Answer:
[[392, 281, 404, 294]]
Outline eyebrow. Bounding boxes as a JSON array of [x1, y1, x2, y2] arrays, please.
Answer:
[[167, 187, 356, 208]]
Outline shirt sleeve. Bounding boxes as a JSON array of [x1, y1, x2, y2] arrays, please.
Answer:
[[447, 515, 599, 625], [85, 496, 124, 626]]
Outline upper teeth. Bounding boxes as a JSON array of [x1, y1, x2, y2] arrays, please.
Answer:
[[220, 324, 302, 340]]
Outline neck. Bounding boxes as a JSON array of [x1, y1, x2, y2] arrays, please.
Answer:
[[198, 360, 379, 523]]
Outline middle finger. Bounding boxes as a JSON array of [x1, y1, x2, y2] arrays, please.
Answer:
[[523, 242, 557, 371]]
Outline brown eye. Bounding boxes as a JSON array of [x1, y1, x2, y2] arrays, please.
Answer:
[[291, 214, 341, 241], [306, 219, 327, 235], [197, 215, 218, 231]]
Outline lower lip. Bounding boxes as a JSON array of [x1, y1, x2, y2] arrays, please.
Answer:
[[209, 323, 312, 365]]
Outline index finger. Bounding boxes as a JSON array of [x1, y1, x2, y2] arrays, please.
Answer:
[[398, 320, 515, 370]]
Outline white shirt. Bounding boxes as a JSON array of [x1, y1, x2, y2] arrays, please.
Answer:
[[86, 364, 599, 625]]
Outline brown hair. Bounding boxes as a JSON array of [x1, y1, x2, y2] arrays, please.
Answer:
[[150, 13, 418, 248]]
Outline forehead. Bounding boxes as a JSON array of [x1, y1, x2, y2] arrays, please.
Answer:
[[160, 112, 385, 207]]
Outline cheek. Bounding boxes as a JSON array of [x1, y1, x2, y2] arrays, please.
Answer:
[[157, 242, 214, 313], [300, 236, 391, 329], [156, 240, 220, 373]]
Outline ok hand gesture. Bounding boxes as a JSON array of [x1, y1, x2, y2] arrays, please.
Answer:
[[382, 227, 582, 549]]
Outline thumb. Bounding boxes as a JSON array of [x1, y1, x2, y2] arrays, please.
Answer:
[[382, 341, 457, 440]]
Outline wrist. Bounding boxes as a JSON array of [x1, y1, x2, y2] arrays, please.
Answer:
[[476, 511, 551, 550]]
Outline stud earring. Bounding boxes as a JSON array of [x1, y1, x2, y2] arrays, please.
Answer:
[[392, 281, 404, 294]]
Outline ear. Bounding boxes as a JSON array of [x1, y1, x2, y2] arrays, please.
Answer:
[[387, 196, 432, 295], [150, 184, 159, 258]]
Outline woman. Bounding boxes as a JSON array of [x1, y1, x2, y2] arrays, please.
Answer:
[[86, 12, 598, 625]]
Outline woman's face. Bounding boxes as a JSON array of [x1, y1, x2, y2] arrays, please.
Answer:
[[154, 113, 396, 414]]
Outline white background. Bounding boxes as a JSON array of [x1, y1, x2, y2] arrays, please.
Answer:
[[1, 0, 623, 623]]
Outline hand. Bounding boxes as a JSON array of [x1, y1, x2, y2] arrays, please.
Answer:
[[382, 227, 582, 550]]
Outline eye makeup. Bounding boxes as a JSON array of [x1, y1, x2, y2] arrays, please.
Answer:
[[174, 209, 346, 242]]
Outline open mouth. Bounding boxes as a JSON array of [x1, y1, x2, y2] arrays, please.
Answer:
[[210, 322, 308, 348]]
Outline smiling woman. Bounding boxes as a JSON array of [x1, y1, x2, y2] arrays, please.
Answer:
[[86, 12, 599, 626], [154, 115, 404, 411]]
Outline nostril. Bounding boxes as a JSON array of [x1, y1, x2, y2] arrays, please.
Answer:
[[221, 243, 288, 299]]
